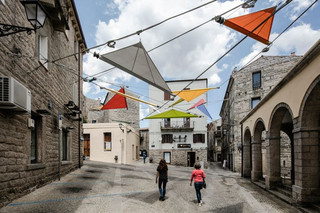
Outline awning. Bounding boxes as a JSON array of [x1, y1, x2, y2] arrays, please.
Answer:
[[223, 7, 276, 45], [101, 88, 127, 110], [172, 87, 218, 102], [197, 104, 212, 120], [144, 109, 198, 119], [99, 42, 171, 94], [188, 98, 205, 110]]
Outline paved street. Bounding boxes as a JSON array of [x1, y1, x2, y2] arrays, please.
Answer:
[[0, 160, 300, 213]]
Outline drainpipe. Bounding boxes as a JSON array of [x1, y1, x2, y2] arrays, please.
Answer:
[[241, 124, 243, 177], [78, 43, 81, 169]]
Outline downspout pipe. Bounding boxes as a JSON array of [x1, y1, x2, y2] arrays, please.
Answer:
[[78, 43, 81, 169]]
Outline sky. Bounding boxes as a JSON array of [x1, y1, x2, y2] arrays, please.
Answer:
[[74, 0, 320, 128]]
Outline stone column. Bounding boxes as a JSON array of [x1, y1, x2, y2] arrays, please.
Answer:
[[243, 144, 251, 178], [265, 136, 281, 189], [251, 141, 262, 181], [292, 128, 320, 204]]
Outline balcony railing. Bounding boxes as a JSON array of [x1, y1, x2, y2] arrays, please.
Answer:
[[160, 121, 194, 132]]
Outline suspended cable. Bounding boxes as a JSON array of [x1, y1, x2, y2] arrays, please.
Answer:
[[240, 0, 317, 70], [145, 0, 292, 118]]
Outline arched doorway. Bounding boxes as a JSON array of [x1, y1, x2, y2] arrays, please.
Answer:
[[267, 104, 294, 189], [243, 128, 251, 178], [252, 119, 266, 182], [294, 77, 320, 203]]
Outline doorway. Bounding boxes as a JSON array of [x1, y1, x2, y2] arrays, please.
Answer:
[[187, 152, 196, 167], [84, 134, 90, 157]]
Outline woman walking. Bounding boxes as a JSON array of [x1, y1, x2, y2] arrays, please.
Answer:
[[190, 162, 206, 206], [156, 159, 168, 201]]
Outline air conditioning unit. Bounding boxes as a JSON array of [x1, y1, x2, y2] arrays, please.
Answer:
[[0, 76, 31, 112]]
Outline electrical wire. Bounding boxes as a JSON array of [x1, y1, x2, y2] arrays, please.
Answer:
[[240, 0, 318, 70], [144, 0, 293, 118]]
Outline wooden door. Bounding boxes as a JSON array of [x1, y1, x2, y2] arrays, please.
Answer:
[[84, 134, 90, 157]]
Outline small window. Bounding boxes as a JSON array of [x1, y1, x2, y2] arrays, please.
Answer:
[[73, 83, 78, 105], [38, 35, 48, 69], [217, 139, 222, 146], [74, 39, 79, 59], [162, 134, 173, 143], [164, 92, 171, 100], [252, 71, 261, 89], [92, 120, 97, 123], [104, 133, 111, 151], [30, 114, 42, 164], [62, 128, 69, 161], [193, 134, 205, 143], [251, 97, 261, 109], [217, 126, 221, 130]]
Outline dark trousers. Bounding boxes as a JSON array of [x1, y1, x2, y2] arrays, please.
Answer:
[[194, 182, 203, 203], [158, 178, 167, 198]]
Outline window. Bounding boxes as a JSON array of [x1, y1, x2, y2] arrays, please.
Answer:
[[193, 134, 205, 143], [164, 92, 171, 101], [184, 117, 190, 127], [251, 97, 261, 109], [74, 39, 79, 59], [38, 35, 48, 69], [104, 133, 111, 151], [217, 126, 221, 130], [62, 128, 69, 161], [92, 120, 97, 123], [252, 71, 261, 89], [30, 114, 42, 164], [164, 118, 170, 128], [162, 134, 173, 143], [217, 139, 222, 146]]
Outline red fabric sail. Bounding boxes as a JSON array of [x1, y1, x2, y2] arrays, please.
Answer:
[[224, 7, 276, 45], [101, 88, 128, 110]]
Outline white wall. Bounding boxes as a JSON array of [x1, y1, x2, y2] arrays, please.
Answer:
[[83, 123, 139, 164]]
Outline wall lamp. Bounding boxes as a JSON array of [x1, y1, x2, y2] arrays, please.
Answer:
[[0, 0, 47, 37]]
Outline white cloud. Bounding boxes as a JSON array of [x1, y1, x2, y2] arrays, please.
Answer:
[[238, 24, 320, 67], [268, 0, 315, 20], [84, 0, 247, 91]]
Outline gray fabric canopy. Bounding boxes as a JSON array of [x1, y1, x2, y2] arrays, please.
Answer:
[[100, 42, 171, 94]]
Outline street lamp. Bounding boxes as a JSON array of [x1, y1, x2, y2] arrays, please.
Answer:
[[0, 0, 47, 37]]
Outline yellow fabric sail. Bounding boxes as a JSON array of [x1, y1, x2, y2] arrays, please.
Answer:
[[172, 87, 219, 102], [168, 98, 184, 107]]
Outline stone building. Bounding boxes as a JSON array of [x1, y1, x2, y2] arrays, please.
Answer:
[[0, 0, 86, 207], [220, 55, 302, 173], [241, 39, 320, 205], [207, 118, 222, 162], [148, 79, 208, 167]]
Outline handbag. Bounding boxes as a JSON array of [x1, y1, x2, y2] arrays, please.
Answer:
[[203, 178, 206, 189]]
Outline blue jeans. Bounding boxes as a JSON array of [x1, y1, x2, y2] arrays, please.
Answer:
[[158, 178, 167, 198], [194, 182, 203, 203]]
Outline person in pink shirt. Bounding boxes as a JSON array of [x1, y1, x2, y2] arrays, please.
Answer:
[[190, 162, 206, 206]]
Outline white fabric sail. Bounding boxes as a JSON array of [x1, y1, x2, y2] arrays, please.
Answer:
[[99, 42, 171, 94]]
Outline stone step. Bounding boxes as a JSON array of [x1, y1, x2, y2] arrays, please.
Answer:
[[276, 187, 292, 198], [268, 189, 294, 205]]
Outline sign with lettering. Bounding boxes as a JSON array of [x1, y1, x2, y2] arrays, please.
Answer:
[[177, 144, 191, 148]]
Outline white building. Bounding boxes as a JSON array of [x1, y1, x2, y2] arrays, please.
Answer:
[[148, 79, 208, 167], [83, 123, 140, 164]]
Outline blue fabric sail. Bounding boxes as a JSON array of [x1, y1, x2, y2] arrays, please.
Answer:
[[197, 104, 212, 120]]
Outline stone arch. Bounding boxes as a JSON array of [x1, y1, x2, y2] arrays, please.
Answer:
[[243, 127, 252, 178], [252, 118, 266, 182], [266, 103, 294, 189], [293, 75, 320, 203]]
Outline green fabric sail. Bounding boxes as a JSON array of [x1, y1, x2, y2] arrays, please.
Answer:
[[145, 109, 198, 119]]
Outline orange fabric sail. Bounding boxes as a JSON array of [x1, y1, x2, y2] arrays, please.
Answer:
[[224, 6, 276, 45]]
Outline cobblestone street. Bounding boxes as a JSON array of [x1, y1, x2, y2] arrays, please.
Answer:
[[0, 160, 301, 213]]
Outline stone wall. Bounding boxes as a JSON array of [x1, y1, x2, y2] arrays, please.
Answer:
[[150, 149, 207, 168], [0, 0, 85, 207]]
